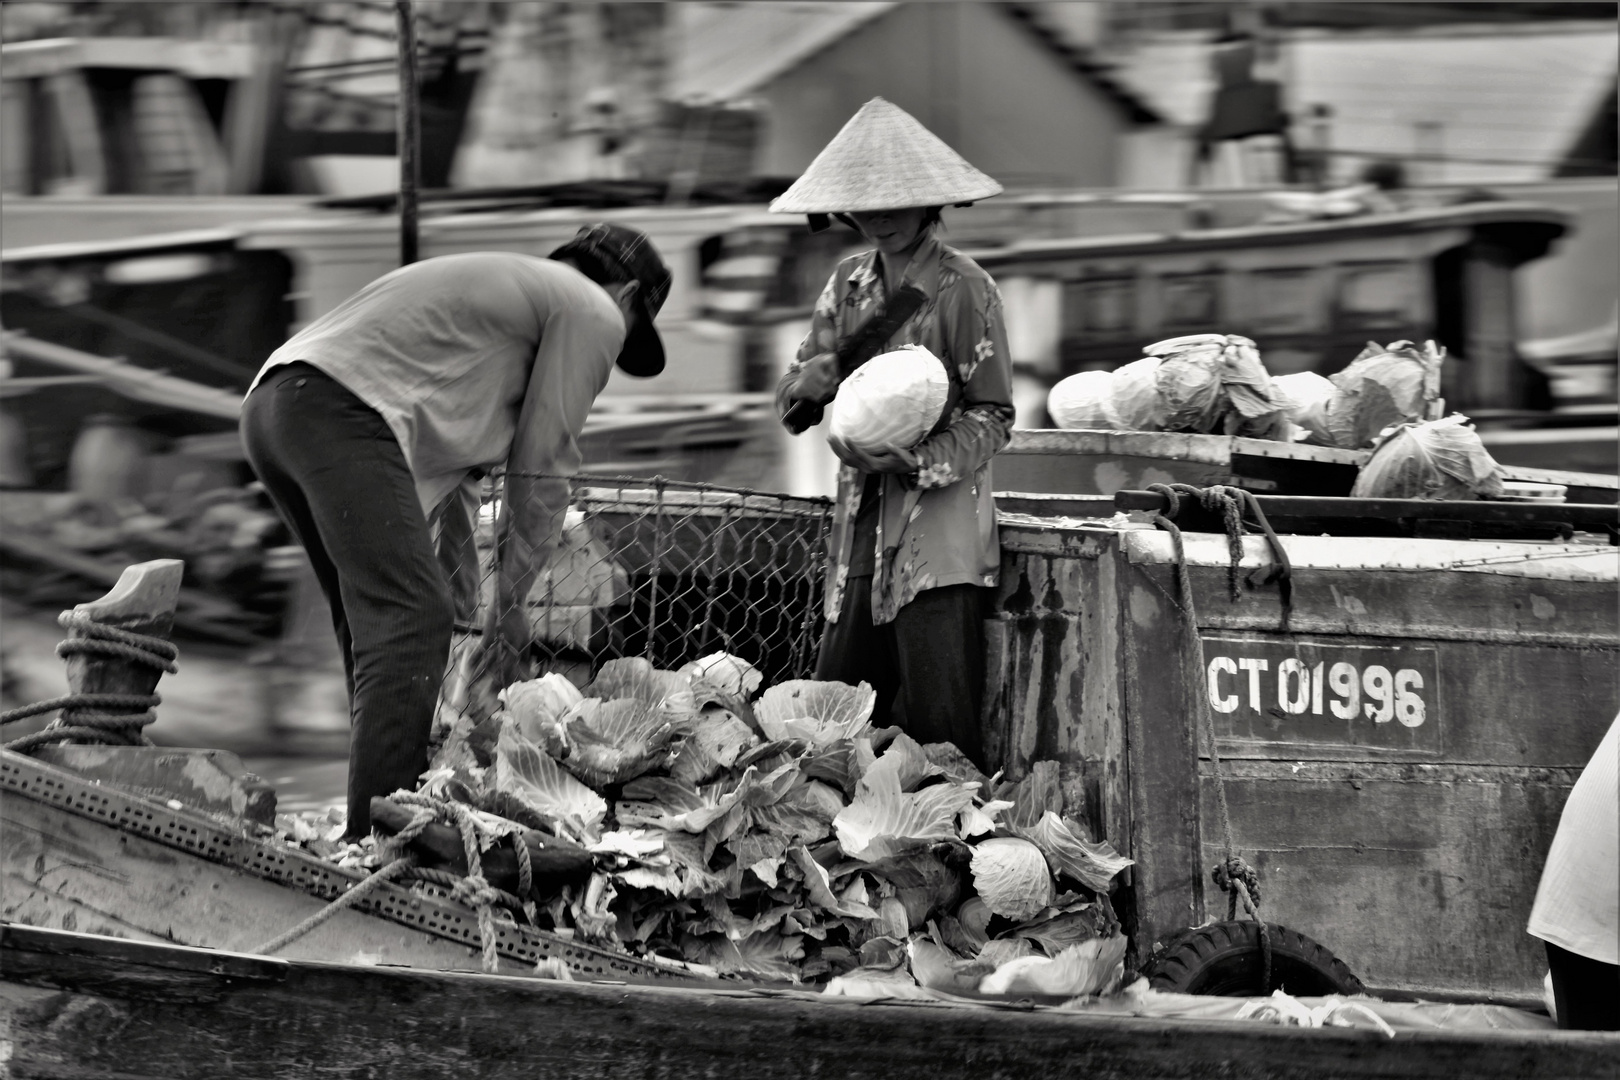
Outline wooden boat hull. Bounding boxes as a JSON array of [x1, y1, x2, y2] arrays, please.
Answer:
[[4, 922, 1615, 1080], [0, 748, 683, 984], [985, 521, 1618, 1001]]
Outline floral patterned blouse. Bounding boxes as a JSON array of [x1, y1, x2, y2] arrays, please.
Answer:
[[775, 233, 1015, 625]]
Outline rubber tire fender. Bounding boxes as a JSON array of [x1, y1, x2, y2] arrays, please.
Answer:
[[1142, 920, 1367, 997]]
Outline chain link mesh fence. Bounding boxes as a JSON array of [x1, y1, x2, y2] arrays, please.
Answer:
[[440, 473, 833, 711]]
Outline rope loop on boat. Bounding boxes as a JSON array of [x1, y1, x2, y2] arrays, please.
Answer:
[[1, 611, 180, 752], [390, 790, 520, 973], [1146, 485, 1277, 991], [1145, 482, 1292, 611]]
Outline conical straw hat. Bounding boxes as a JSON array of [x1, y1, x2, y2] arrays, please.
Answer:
[[769, 97, 1003, 214]]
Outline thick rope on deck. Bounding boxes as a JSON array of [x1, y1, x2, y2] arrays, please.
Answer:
[[1, 612, 180, 752], [1146, 483, 1277, 991], [390, 790, 519, 974], [252, 795, 529, 972]]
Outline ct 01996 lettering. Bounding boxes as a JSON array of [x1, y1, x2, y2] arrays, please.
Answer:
[[1201, 635, 1441, 752]]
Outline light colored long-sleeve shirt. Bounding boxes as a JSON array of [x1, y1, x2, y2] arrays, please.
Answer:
[[776, 234, 1015, 625], [1529, 713, 1619, 965], [251, 251, 624, 572]]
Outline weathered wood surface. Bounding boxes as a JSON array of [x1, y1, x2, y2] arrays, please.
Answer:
[[981, 548, 1130, 868], [29, 745, 277, 826], [1201, 760, 1577, 998], [1, 784, 481, 970], [62, 558, 183, 702], [984, 524, 1617, 998], [0, 751, 679, 982], [5, 923, 1615, 1080]]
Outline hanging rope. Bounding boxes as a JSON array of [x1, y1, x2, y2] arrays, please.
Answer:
[[255, 853, 421, 957], [2, 611, 180, 752], [1145, 482, 1278, 992], [255, 805, 434, 957], [252, 796, 527, 974]]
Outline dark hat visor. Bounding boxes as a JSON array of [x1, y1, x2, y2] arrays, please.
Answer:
[[616, 288, 665, 378]]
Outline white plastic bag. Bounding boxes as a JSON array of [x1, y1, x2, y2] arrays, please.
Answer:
[[1047, 370, 1116, 431], [1104, 357, 1169, 431], [1271, 371, 1337, 443], [828, 345, 951, 455], [1349, 415, 1505, 500], [1153, 343, 1225, 433]]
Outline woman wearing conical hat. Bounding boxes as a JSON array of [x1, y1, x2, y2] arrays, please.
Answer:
[[772, 97, 1013, 771]]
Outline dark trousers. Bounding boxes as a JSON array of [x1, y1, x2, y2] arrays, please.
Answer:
[[242, 364, 453, 837], [1547, 941, 1620, 1031], [815, 577, 988, 770]]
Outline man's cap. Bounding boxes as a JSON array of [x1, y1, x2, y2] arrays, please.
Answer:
[[769, 97, 1002, 225], [549, 223, 671, 377]]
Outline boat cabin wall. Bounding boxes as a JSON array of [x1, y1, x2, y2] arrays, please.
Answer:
[[984, 518, 1619, 1001]]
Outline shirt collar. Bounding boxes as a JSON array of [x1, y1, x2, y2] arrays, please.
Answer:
[[848, 232, 947, 297]]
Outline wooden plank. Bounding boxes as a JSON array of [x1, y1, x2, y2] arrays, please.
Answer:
[[5, 924, 1613, 1080], [1120, 545, 1619, 647]]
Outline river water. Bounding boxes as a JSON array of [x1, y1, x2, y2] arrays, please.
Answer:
[[1, 598, 350, 815]]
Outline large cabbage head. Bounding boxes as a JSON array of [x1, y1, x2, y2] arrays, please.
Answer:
[[828, 345, 951, 455], [1349, 415, 1505, 500], [1047, 370, 1116, 431]]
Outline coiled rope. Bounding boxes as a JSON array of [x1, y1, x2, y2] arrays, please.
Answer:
[[1, 611, 179, 752], [1145, 482, 1280, 991], [255, 792, 528, 974]]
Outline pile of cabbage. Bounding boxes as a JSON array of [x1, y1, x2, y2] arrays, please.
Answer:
[[1047, 337, 1449, 452], [1047, 334, 1288, 439], [408, 653, 1133, 996]]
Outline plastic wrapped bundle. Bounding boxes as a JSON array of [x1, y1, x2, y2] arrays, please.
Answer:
[[1270, 371, 1337, 443], [1151, 340, 1226, 433], [828, 344, 951, 455], [1216, 337, 1289, 439], [1046, 370, 1117, 430], [1105, 357, 1170, 431], [1320, 340, 1445, 449], [1144, 334, 1287, 438], [1350, 415, 1506, 500]]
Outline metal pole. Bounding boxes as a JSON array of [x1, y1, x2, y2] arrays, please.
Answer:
[[396, 0, 420, 266]]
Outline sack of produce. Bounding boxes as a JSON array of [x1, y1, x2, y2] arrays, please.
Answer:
[[828, 344, 952, 455], [1104, 356, 1170, 431], [1320, 340, 1445, 450], [1144, 334, 1287, 438], [1046, 369, 1117, 430], [1349, 415, 1505, 500], [1270, 371, 1337, 443], [1215, 336, 1290, 439], [1149, 338, 1226, 433]]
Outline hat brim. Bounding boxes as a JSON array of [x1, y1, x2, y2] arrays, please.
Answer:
[[614, 294, 665, 377]]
